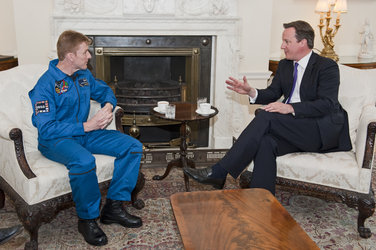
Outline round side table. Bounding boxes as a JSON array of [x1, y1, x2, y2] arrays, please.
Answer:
[[151, 102, 218, 191]]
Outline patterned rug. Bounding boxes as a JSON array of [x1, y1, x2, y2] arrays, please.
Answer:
[[1, 166, 376, 249]]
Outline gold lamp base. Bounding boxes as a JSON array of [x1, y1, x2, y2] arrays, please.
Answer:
[[320, 46, 339, 62]]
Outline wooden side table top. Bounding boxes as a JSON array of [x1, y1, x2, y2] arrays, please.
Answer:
[[0, 56, 18, 72], [170, 188, 319, 250]]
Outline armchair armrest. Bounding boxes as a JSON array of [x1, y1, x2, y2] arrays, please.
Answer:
[[88, 101, 124, 132], [9, 128, 36, 179], [355, 104, 376, 169], [115, 107, 125, 133], [105, 106, 124, 131], [0, 111, 36, 179]]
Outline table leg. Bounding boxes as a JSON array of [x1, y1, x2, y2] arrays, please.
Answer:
[[179, 122, 192, 191], [152, 158, 181, 180], [152, 121, 195, 192]]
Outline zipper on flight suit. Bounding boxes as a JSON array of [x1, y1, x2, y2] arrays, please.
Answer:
[[71, 74, 81, 123]]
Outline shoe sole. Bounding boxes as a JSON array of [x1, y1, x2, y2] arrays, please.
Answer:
[[100, 218, 142, 228]]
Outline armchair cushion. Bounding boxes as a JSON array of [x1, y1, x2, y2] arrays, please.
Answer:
[[338, 65, 376, 151], [23, 151, 115, 205], [248, 150, 371, 193]]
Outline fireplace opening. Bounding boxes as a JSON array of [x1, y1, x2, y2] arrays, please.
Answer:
[[111, 56, 185, 114], [89, 36, 212, 147]]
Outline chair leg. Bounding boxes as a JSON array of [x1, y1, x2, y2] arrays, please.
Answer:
[[239, 170, 253, 189], [131, 171, 145, 209], [0, 188, 4, 209], [357, 193, 375, 238], [24, 228, 39, 250]]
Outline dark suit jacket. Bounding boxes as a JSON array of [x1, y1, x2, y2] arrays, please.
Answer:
[[255, 52, 352, 152]]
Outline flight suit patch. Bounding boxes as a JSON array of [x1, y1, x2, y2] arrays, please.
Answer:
[[35, 100, 49, 115], [78, 78, 89, 87], [55, 80, 69, 95]]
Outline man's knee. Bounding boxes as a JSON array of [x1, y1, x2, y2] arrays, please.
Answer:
[[68, 154, 96, 175], [132, 138, 143, 152], [117, 136, 143, 158], [255, 109, 278, 121], [128, 136, 142, 153]]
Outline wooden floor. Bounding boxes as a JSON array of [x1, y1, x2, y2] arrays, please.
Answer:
[[170, 188, 319, 250]]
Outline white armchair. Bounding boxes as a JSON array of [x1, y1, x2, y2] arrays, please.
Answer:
[[0, 65, 145, 249], [240, 64, 376, 238]]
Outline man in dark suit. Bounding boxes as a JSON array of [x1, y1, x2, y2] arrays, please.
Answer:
[[184, 20, 352, 195]]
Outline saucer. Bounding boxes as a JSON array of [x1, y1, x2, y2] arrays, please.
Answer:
[[153, 107, 166, 114], [196, 108, 215, 116]]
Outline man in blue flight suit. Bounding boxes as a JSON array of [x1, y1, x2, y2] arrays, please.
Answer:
[[29, 30, 143, 246]]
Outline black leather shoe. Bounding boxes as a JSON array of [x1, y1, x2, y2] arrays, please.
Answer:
[[78, 219, 108, 246], [183, 166, 226, 189], [0, 225, 22, 245], [100, 199, 142, 228]]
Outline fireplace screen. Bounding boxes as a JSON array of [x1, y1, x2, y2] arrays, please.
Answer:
[[89, 36, 212, 147]]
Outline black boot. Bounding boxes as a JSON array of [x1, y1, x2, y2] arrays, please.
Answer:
[[0, 225, 22, 245], [100, 199, 142, 228], [78, 218, 108, 246]]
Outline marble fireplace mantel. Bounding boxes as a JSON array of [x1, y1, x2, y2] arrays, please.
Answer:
[[52, 0, 242, 149]]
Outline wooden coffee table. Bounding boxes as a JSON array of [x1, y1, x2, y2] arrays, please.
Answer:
[[170, 188, 319, 250]]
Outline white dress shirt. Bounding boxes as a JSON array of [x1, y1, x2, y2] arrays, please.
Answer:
[[249, 51, 313, 104]]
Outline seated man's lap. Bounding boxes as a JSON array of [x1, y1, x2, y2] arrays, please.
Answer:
[[38, 137, 95, 173], [84, 130, 143, 157], [257, 111, 322, 152]]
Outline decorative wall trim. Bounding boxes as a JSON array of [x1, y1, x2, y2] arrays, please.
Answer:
[[240, 71, 272, 81]]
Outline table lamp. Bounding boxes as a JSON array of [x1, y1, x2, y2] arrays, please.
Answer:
[[315, 0, 347, 61]]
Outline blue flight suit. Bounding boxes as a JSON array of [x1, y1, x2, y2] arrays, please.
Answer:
[[29, 59, 142, 219]]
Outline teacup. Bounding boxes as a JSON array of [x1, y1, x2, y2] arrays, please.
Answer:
[[199, 103, 211, 114], [157, 101, 169, 113]]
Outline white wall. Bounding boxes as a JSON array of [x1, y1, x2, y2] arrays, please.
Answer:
[[12, 0, 53, 65], [0, 0, 17, 56]]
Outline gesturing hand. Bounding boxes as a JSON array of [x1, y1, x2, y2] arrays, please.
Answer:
[[83, 103, 113, 132], [225, 76, 256, 98]]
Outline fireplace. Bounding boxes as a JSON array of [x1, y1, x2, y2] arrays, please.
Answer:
[[52, 0, 242, 149], [88, 35, 212, 147]]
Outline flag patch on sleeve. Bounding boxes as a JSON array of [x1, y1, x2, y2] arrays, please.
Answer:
[[35, 100, 49, 115]]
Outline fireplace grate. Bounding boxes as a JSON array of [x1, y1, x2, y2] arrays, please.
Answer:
[[115, 80, 181, 114]]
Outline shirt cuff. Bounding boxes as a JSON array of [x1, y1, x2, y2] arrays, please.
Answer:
[[249, 89, 258, 103]]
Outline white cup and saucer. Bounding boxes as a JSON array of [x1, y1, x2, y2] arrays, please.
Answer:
[[154, 101, 169, 114], [196, 102, 215, 116]]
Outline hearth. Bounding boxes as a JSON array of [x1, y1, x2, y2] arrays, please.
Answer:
[[88, 35, 212, 147]]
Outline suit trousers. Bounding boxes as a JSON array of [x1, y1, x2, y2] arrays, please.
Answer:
[[219, 110, 322, 195], [38, 130, 143, 219]]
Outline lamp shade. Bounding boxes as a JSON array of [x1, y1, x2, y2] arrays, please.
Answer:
[[333, 0, 347, 13], [315, 0, 329, 13]]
